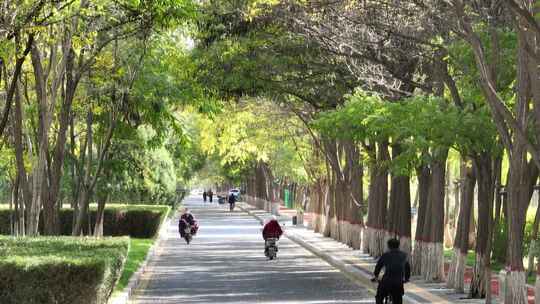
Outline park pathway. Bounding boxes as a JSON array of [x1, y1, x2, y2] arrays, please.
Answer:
[[130, 195, 372, 303]]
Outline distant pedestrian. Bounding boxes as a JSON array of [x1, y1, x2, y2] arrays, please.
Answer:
[[228, 192, 236, 211], [203, 191, 207, 202], [208, 190, 213, 203]]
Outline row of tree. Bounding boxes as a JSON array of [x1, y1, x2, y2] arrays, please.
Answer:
[[189, 1, 540, 303], [0, 0, 205, 237]]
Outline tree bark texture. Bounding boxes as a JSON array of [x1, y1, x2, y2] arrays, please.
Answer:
[[387, 144, 411, 255], [364, 141, 389, 257], [412, 164, 430, 276], [448, 160, 475, 292], [420, 149, 448, 282]]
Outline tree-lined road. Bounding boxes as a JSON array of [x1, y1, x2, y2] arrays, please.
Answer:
[[131, 196, 372, 303]]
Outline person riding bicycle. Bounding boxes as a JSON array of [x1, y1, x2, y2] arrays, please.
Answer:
[[371, 238, 410, 304], [262, 215, 283, 255]]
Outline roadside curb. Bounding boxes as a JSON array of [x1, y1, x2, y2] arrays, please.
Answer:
[[109, 208, 173, 304], [238, 202, 461, 304]]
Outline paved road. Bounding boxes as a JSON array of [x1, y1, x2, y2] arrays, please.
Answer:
[[131, 196, 372, 304]]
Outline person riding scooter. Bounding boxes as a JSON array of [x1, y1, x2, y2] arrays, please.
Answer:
[[179, 208, 198, 244], [262, 215, 283, 255]]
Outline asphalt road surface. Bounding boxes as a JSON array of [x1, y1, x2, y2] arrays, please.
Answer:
[[130, 195, 372, 304]]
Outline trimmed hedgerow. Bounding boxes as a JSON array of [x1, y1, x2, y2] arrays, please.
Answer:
[[0, 236, 129, 304], [0, 204, 170, 237]]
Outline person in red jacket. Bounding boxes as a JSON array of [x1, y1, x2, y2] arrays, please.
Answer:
[[262, 215, 283, 255]]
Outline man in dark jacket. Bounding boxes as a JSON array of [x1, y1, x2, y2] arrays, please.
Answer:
[[372, 238, 410, 304], [228, 193, 236, 211]]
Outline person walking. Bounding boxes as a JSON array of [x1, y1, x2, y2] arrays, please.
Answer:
[[228, 192, 236, 211], [203, 191, 207, 202], [208, 190, 213, 203]]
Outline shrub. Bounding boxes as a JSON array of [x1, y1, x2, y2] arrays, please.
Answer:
[[0, 236, 129, 304], [0, 204, 170, 237], [492, 209, 539, 264]]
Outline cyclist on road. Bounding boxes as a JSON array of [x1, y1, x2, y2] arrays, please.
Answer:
[[372, 238, 410, 304]]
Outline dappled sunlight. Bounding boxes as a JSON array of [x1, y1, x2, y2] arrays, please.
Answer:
[[131, 196, 371, 304]]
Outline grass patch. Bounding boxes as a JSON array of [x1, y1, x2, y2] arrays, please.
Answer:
[[0, 236, 129, 304], [115, 238, 154, 292], [444, 248, 537, 284]]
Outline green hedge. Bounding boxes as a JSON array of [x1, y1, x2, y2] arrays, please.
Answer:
[[0, 204, 170, 238], [0, 236, 129, 304]]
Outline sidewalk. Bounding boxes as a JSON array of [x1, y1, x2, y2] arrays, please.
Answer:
[[238, 201, 498, 304]]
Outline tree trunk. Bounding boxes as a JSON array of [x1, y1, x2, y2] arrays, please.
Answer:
[[504, 148, 533, 303], [528, 188, 540, 277], [45, 48, 77, 235], [412, 164, 430, 276], [346, 141, 364, 250], [387, 144, 411, 255], [421, 149, 448, 282], [73, 111, 93, 236], [10, 177, 19, 235], [0, 34, 34, 138], [448, 159, 475, 292], [503, 23, 537, 303], [12, 84, 31, 236], [93, 190, 108, 237], [364, 141, 389, 257], [469, 153, 497, 299], [444, 161, 453, 248]]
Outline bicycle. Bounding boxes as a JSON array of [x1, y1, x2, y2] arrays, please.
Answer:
[[370, 277, 394, 304]]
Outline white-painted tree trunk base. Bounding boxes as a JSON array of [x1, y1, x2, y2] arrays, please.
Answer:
[[469, 253, 489, 298], [399, 236, 412, 257], [503, 270, 527, 304], [363, 227, 372, 253], [454, 252, 466, 292], [364, 227, 386, 257], [312, 213, 320, 233], [446, 249, 458, 289], [313, 214, 327, 234], [351, 223, 363, 250], [412, 240, 423, 276], [446, 248, 465, 292], [340, 220, 350, 246], [335, 221, 363, 250], [421, 241, 445, 282], [307, 217, 314, 230], [329, 217, 339, 240], [535, 274, 540, 304], [383, 231, 393, 253]]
